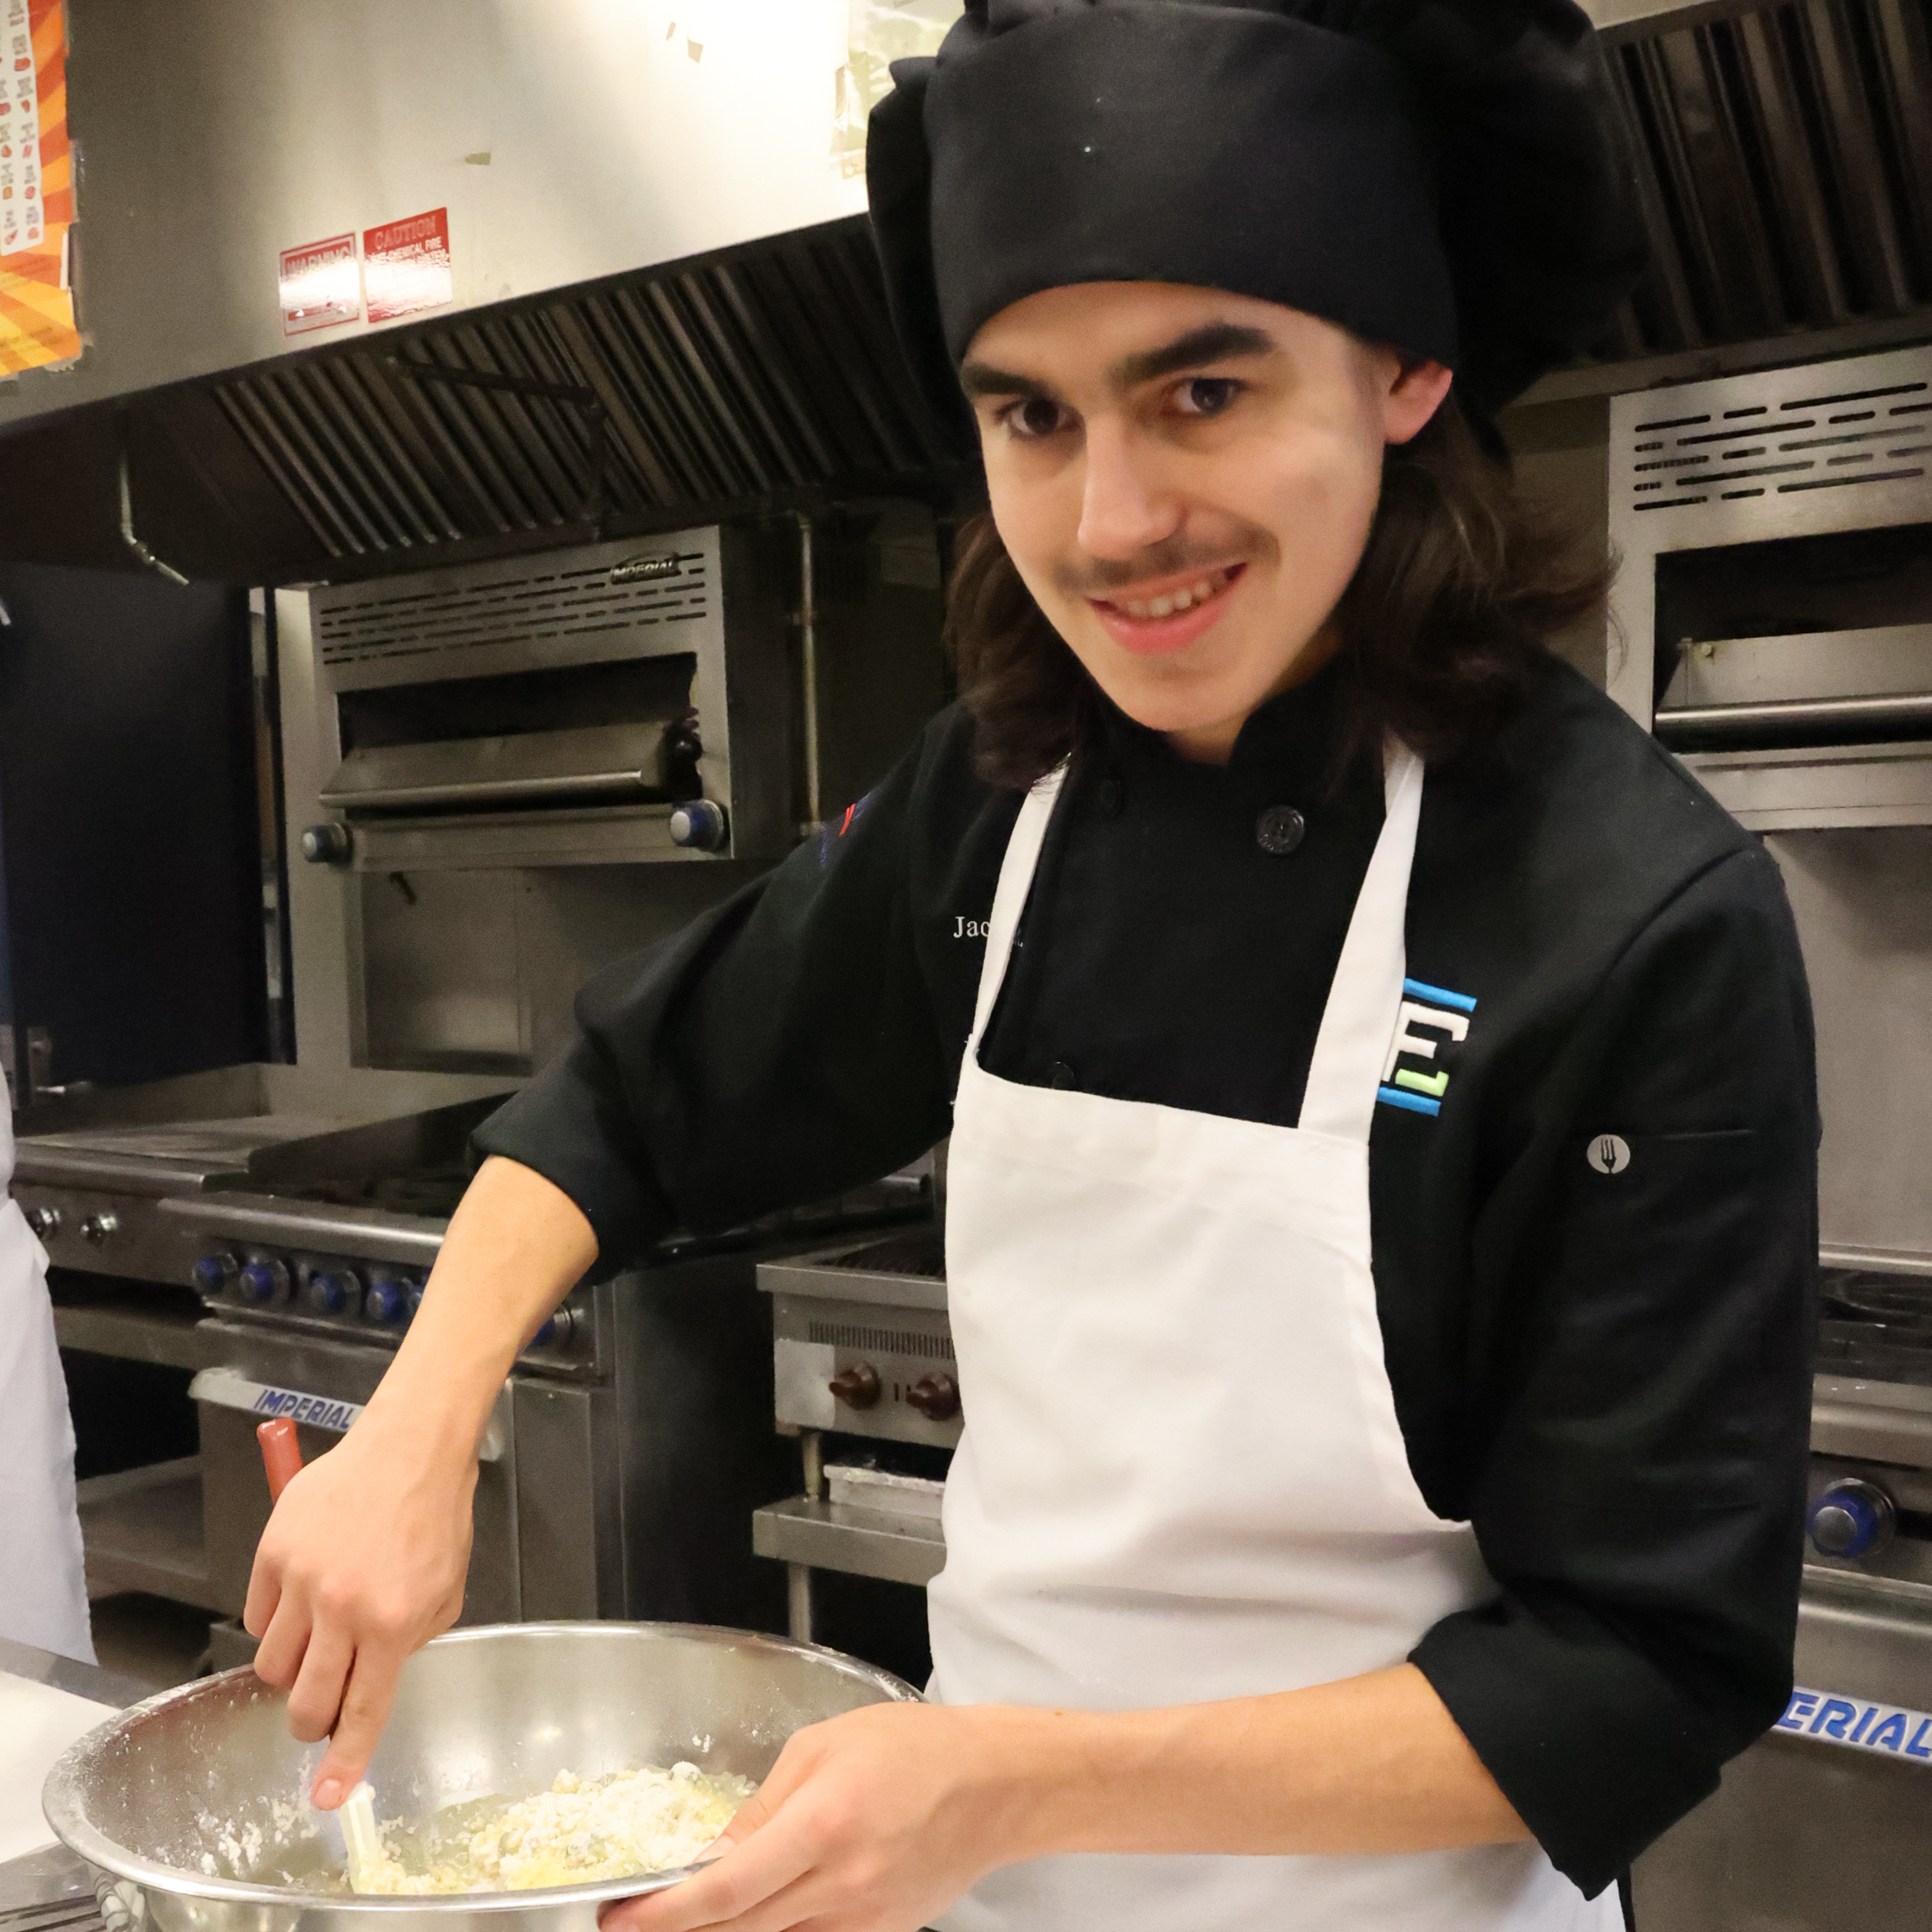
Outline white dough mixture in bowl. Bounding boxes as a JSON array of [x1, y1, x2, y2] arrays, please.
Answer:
[[352, 1763, 755, 1894]]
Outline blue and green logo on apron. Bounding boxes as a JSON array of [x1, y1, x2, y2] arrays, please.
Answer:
[[1379, 978, 1475, 1117]]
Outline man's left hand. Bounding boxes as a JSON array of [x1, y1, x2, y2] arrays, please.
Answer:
[[596, 1702, 1047, 1932]]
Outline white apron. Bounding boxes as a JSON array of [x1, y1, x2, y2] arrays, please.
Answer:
[[929, 747, 1617, 1931], [0, 1103, 93, 1662]]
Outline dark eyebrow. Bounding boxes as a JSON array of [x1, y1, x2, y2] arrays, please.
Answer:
[[1117, 321, 1277, 386], [958, 360, 1052, 401], [958, 320, 1278, 405]]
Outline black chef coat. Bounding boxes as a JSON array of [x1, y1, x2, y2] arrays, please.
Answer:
[[476, 655, 1818, 1898]]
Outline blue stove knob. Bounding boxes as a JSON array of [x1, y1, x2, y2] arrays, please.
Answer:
[[239, 1259, 290, 1305], [308, 1268, 359, 1316], [365, 1277, 411, 1326], [1809, 1480, 1895, 1559], [668, 799, 728, 852], [192, 1253, 238, 1296]]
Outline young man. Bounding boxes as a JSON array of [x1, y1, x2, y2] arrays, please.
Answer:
[[247, 4, 1818, 1929]]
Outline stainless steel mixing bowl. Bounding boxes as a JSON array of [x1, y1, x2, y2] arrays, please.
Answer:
[[44, 1622, 919, 1932]]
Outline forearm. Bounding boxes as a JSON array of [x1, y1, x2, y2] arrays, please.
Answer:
[[1000, 1664, 1527, 1861], [357, 1156, 597, 1457]]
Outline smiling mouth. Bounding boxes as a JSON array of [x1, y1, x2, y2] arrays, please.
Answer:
[[1093, 564, 1242, 620]]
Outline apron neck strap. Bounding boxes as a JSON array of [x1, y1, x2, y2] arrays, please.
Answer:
[[967, 763, 1067, 1053], [1296, 741, 1425, 1143]]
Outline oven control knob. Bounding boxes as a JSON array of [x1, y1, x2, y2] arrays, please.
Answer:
[[668, 800, 728, 852], [528, 1309, 567, 1349], [239, 1259, 291, 1306], [300, 822, 353, 865], [191, 1253, 238, 1296], [365, 1277, 411, 1326], [307, 1268, 360, 1316], [24, 1205, 61, 1239], [1810, 1480, 1896, 1559], [79, 1212, 119, 1244], [828, 1362, 882, 1410], [906, 1372, 961, 1422]]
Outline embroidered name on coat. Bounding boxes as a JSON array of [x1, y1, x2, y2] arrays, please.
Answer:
[[1379, 978, 1477, 1117]]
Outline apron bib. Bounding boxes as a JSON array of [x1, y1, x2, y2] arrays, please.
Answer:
[[929, 748, 1615, 1932]]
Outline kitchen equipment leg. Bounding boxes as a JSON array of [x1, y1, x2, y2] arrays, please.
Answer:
[[788, 1564, 815, 1644]]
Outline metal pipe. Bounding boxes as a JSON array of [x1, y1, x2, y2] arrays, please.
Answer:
[[798, 511, 822, 833], [1656, 691, 1932, 740], [319, 769, 662, 812], [117, 445, 190, 586]]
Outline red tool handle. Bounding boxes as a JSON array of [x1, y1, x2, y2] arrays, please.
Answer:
[[258, 1417, 303, 1501]]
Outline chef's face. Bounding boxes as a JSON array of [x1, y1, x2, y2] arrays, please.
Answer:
[[961, 283, 1452, 761]]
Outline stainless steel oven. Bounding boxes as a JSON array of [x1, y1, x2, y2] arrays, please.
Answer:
[[1609, 342, 1932, 1927]]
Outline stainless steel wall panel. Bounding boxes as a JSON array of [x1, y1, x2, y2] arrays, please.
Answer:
[[1767, 825, 1932, 1258]]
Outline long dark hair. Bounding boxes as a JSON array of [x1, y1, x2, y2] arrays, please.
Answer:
[[942, 395, 1608, 788]]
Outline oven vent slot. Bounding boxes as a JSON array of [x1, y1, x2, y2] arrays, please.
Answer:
[[807, 1320, 954, 1362], [315, 550, 710, 677], [1621, 380, 1932, 522]]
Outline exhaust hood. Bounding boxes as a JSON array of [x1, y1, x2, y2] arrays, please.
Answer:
[[1589, 0, 1932, 360], [0, 0, 1925, 585]]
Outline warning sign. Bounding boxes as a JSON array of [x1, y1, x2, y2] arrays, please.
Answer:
[[0, 0, 77, 375], [279, 232, 359, 335], [363, 208, 452, 325]]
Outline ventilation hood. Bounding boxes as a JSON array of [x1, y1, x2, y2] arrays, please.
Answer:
[[0, 0, 1925, 586]]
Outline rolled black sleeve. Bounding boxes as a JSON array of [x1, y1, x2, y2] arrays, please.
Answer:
[[1410, 844, 1818, 1897], [473, 708, 1008, 1266]]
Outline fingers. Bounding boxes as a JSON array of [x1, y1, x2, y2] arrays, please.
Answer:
[[284, 1616, 353, 1744], [598, 1832, 817, 1932], [241, 1560, 279, 1643], [312, 1640, 408, 1809], [249, 1588, 311, 1690]]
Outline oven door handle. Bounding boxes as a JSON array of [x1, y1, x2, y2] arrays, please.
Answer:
[[191, 1366, 506, 1461]]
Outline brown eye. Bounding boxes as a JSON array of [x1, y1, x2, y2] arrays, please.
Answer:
[[1176, 377, 1240, 418], [1012, 397, 1065, 439]]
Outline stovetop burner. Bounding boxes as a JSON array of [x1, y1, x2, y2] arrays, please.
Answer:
[[267, 1163, 472, 1221], [1819, 1269, 1932, 1387]]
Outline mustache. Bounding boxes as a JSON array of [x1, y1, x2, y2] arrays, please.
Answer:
[[1051, 527, 1275, 600]]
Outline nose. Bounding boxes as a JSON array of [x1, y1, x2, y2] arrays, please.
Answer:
[[1076, 418, 1180, 561]]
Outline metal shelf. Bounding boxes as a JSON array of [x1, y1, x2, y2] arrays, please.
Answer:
[[1679, 741, 1932, 830], [75, 1457, 226, 1613], [752, 1495, 945, 1589]]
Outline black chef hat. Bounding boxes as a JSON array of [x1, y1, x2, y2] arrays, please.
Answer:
[[867, 0, 1644, 438]]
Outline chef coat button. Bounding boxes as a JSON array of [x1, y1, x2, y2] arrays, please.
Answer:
[[1256, 806, 1306, 855], [1048, 1061, 1077, 1089], [1095, 775, 1123, 817]]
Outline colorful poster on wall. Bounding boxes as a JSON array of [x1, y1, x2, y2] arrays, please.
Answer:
[[363, 208, 453, 325], [0, 0, 75, 375], [832, 0, 958, 180]]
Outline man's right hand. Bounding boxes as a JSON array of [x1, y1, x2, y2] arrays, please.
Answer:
[[240, 1156, 600, 1808], [244, 1412, 478, 1808]]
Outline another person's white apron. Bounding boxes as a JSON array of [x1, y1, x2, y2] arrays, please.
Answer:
[[0, 1102, 93, 1662], [929, 746, 1617, 1931]]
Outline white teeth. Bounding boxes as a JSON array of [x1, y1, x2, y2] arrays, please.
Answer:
[[1113, 570, 1234, 620]]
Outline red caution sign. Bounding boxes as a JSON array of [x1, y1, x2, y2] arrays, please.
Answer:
[[363, 207, 452, 324]]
